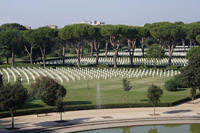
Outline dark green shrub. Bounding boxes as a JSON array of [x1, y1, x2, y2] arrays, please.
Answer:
[[164, 79, 178, 91], [173, 75, 188, 88]]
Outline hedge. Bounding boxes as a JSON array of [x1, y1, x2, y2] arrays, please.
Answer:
[[1, 93, 200, 118], [0, 103, 170, 118]]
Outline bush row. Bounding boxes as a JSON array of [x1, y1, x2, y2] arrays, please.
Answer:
[[1, 93, 199, 119], [0, 103, 170, 118]]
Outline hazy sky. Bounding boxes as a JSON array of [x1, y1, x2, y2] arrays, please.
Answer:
[[0, 0, 199, 28]]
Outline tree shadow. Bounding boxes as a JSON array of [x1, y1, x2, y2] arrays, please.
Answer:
[[0, 121, 32, 132], [163, 109, 191, 114], [140, 99, 148, 102], [33, 117, 94, 127], [23, 102, 44, 109], [177, 88, 187, 91], [64, 101, 91, 105]]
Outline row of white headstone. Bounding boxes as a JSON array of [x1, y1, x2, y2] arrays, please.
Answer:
[[0, 67, 179, 84], [122, 48, 189, 52], [45, 57, 188, 66], [98, 51, 187, 57]]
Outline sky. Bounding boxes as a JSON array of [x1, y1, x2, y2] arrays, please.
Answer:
[[0, 0, 199, 29]]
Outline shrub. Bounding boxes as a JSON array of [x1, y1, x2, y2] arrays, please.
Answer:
[[186, 47, 200, 59], [173, 75, 188, 88], [30, 77, 66, 106], [164, 79, 178, 91]]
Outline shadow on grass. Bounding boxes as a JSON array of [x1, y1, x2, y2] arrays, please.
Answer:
[[140, 99, 148, 102], [23, 103, 44, 109], [64, 101, 91, 106], [177, 88, 187, 91]]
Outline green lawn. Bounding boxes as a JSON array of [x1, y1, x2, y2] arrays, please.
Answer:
[[0, 64, 191, 110], [25, 76, 190, 109]]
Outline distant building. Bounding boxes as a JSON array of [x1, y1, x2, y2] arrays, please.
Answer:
[[47, 25, 58, 29], [23, 25, 31, 30], [72, 20, 105, 25]]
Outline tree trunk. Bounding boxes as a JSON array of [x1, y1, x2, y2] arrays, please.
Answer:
[[60, 112, 62, 121], [90, 42, 94, 56], [6, 56, 9, 64], [141, 37, 145, 57], [94, 41, 100, 66], [30, 50, 33, 64], [24, 45, 33, 64], [105, 40, 108, 58], [168, 42, 174, 66], [11, 110, 14, 129], [128, 40, 133, 67], [12, 47, 15, 66], [40, 54, 42, 62], [126, 91, 129, 103], [80, 47, 83, 58], [76, 48, 80, 68], [62, 45, 66, 65], [128, 39, 136, 67], [39, 46, 46, 68], [190, 40, 193, 48], [96, 48, 99, 65], [114, 46, 119, 68], [182, 39, 186, 52], [168, 52, 172, 66]]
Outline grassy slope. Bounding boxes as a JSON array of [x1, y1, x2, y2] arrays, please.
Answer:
[[0, 66, 190, 109], [26, 76, 190, 109]]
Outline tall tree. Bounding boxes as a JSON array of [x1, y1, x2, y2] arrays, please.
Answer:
[[59, 24, 89, 68], [102, 25, 123, 68], [180, 54, 200, 91], [150, 22, 177, 66], [34, 27, 57, 67], [121, 25, 138, 67], [0, 79, 27, 129], [100, 25, 111, 58], [0, 23, 27, 31], [185, 22, 200, 47], [23, 29, 38, 64], [138, 27, 150, 57], [59, 25, 74, 65], [0, 29, 24, 66], [87, 25, 102, 65]]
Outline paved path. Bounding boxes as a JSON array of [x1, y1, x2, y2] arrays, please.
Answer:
[[0, 99, 200, 133]]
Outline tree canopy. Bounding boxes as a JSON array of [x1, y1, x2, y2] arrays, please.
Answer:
[[186, 47, 200, 59], [30, 76, 66, 106], [0, 79, 27, 129], [147, 84, 163, 114], [180, 54, 200, 91]]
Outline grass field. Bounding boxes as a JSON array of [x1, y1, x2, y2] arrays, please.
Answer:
[[0, 64, 191, 111], [24, 75, 190, 109]]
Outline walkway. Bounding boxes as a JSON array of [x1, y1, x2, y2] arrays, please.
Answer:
[[0, 99, 200, 133]]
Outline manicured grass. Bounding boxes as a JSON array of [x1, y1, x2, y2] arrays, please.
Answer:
[[0, 64, 191, 110], [25, 76, 190, 109]]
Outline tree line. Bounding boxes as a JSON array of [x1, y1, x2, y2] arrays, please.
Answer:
[[0, 22, 200, 68]]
